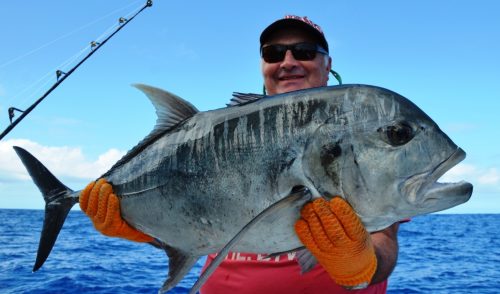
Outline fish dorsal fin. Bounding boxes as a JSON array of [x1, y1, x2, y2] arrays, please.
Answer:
[[133, 83, 199, 132], [227, 92, 266, 107], [104, 84, 199, 175]]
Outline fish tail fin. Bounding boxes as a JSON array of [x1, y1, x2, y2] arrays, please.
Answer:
[[13, 146, 78, 272]]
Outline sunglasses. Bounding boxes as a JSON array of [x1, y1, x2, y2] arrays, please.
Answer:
[[261, 42, 328, 63]]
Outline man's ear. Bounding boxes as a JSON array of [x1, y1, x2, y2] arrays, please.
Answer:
[[325, 56, 333, 82]]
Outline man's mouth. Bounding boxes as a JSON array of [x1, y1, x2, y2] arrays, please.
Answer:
[[279, 75, 304, 81]]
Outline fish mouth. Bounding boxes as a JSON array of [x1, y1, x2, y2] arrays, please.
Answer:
[[404, 148, 473, 209]]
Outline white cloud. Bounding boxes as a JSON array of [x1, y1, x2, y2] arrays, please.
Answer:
[[0, 138, 125, 182], [440, 163, 476, 183], [441, 163, 500, 188], [415, 163, 500, 213], [1, 138, 498, 212], [478, 168, 500, 185]]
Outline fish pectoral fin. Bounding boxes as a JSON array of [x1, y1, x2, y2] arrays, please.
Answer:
[[296, 248, 318, 274], [158, 245, 198, 294], [188, 189, 313, 294]]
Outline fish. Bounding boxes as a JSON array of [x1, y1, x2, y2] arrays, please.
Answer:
[[14, 84, 472, 293]]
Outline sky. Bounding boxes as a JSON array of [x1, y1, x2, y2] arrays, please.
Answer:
[[0, 0, 499, 213]]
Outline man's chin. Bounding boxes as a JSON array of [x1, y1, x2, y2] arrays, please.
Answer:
[[276, 81, 309, 94]]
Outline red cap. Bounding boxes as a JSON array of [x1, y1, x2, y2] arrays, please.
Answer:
[[260, 15, 329, 53]]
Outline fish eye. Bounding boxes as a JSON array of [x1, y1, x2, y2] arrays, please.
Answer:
[[378, 121, 415, 146]]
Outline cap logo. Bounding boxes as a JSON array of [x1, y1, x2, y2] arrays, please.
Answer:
[[284, 15, 324, 35]]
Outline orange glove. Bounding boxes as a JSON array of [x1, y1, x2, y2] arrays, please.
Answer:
[[80, 178, 154, 243], [294, 197, 377, 288]]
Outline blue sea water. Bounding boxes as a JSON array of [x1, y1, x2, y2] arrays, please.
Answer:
[[1, 210, 499, 293]]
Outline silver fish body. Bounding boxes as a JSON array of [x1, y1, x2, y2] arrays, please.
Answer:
[[14, 84, 472, 293], [110, 84, 471, 244]]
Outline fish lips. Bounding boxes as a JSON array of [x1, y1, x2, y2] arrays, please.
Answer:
[[403, 148, 473, 211]]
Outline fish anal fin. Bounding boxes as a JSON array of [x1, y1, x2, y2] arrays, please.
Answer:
[[296, 248, 318, 274], [158, 245, 199, 294]]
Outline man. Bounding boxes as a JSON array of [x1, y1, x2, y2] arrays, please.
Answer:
[[81, 16, 399, 293]]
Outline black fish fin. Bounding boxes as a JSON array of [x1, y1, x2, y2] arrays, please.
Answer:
[[133, 83, 199, 132], [158, 244, 199, 294], [188, 188, 312, 294], [296, 248, 318, 274], [226, 92, 266, 107], [13, 146, 77, 272], [105, 84, 199, 174]]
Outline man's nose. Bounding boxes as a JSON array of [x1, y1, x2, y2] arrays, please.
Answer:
[[280, 50, 299, 68]]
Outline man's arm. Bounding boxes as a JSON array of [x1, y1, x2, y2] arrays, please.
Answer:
[[370, 222, 399, 284], [295, 197, 400, 288]]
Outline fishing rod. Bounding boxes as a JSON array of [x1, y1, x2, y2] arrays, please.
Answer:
[[0, 0, 153, 141]]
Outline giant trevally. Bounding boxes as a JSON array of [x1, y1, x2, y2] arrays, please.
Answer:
[[14, 84, 472, 293]]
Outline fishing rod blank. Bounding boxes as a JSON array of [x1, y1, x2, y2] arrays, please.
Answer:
[[0, 0, 153, 141]]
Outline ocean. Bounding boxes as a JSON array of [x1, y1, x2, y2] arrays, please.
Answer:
[[1, 210, 499, 293]]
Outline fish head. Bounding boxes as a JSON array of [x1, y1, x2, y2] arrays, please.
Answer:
[[302, 85, 472, 231]]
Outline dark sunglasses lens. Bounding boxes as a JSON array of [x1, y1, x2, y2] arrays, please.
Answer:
[[262, 45, 286, 63], [292, 44, 317, 61], [262, 43, 321, 63]]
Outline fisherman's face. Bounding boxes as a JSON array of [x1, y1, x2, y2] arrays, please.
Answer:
[[261, 30, 332, 95]]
